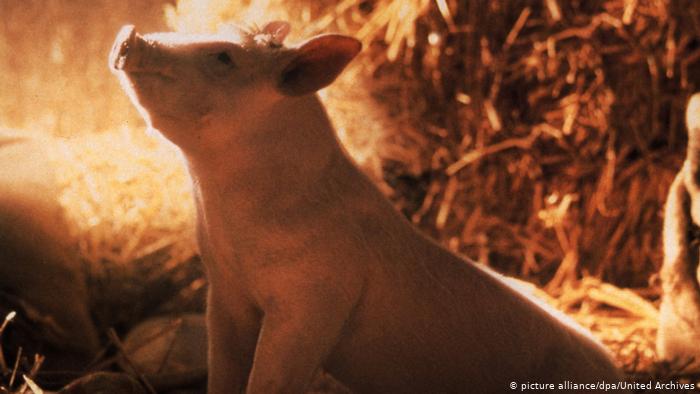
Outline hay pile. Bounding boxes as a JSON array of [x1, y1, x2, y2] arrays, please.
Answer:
[[338, 0, 700, 289]]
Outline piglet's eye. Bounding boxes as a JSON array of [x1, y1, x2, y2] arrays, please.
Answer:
[[216, 52, 234, 66]]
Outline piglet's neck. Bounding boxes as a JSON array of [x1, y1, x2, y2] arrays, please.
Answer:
[[186, 94, 344, 215]]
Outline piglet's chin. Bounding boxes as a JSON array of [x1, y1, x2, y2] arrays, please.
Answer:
[[115, 82, 170, 134], [118, 76, 170, 123]]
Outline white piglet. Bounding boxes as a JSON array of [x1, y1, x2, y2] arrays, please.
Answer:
[[110, 22, 626, 394]]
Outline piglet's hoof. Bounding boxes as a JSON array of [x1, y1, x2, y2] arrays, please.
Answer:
[[657, 93, 700, 371]]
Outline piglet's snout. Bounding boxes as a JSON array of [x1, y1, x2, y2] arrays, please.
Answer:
[[110, 25, 139, 72], [110, 25, 172, 78]]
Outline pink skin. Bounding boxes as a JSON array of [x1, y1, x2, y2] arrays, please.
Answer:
[[110, 23, 625, 394]]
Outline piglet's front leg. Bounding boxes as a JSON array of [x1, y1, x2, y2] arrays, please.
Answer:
[[245, 266, 362, 394], [207, 292, 259, 394]]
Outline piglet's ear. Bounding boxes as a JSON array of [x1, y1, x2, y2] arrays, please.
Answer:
[[277, 34, 361, 97], [262, 21, 291, 45]]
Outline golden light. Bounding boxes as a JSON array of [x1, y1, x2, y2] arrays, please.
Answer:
[[1, 0, 698, 389]]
